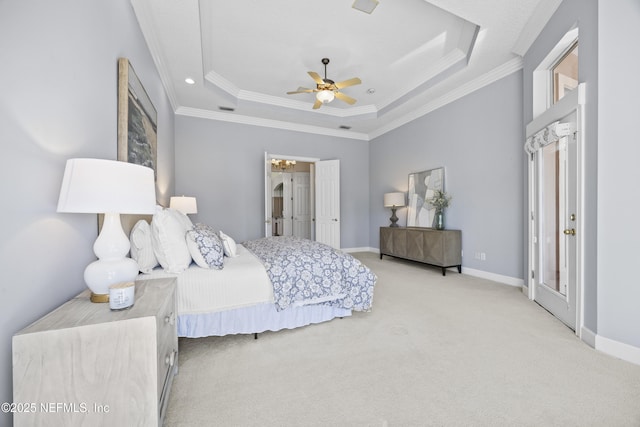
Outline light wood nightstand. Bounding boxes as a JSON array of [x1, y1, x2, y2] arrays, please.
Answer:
[[12, 278, 178, 427]]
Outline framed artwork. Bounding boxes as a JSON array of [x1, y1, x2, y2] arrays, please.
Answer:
[[117, 58, 157, 180], [407, 167, 444, 228]]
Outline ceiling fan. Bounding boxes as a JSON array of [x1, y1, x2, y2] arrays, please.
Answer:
[[286, 58, 361, 109]]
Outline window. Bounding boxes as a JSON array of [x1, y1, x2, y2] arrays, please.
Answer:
[[552, 42, 579, 104]]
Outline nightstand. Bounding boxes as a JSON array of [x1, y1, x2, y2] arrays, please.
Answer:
[[12, 278, 178, 427]]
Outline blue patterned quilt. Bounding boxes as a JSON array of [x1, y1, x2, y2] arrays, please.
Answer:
[[243, 236, 376, 312]]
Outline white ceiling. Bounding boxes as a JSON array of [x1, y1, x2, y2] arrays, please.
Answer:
[[131, 0, 562, 140]]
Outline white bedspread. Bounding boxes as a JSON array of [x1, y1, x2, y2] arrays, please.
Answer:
[[138, 244, 274, 315]]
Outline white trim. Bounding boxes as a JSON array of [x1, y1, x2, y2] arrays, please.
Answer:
[[580, 326, 596, 348], [130, 0, 180, 111], [176, 106, 370, 140], [369, 57, 523, 140], [461, 267, 524, 288], [532, 26, 579, 118], [596, 335, 640, 366], [342, 247, 375, 253], [267, 154, 320, 163], [368, 248, 522, 287]]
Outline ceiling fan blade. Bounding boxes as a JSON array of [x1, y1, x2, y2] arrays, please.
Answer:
[[334, 91, 357, 105], [312, 99, 323, 109], [287, 87, 316, 94], [334, 77, 362, 89], [308, 71, 325, 85]]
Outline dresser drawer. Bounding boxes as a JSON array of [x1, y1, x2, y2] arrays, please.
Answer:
[[155, 285, 178, 403]]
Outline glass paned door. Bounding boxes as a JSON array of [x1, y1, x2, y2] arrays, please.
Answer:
[[533, 112, 577, 329]]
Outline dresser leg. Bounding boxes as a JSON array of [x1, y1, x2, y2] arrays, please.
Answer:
[[442, 268, 446, 276], [457, 265, 462, 273]]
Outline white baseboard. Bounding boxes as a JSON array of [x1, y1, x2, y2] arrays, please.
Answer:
[[461, 267, 524, 288], [364, 248, 523, 287], [580, 326, 597, 348], [595, 334, 640, 366], [343, 247, 376, 253]]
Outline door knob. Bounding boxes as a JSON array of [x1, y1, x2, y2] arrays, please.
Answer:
[[563, 229, 575, 236]]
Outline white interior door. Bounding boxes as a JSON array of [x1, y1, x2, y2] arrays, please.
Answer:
[[292, 172, 311, 239], [264, 152, 272, 237], [315, 159, 340, 249], [281, 172, 293, 236], [309, 163, 316, 241]]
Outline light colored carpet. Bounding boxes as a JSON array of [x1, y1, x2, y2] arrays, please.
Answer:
[[164, 252, 640, 426]]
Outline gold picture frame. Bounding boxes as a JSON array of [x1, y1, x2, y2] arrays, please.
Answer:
[[117, 58, 157, 180]]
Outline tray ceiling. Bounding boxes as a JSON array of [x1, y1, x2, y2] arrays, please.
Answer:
[[131, 0, 562, 140]]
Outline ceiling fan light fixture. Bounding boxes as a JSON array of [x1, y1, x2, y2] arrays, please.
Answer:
[[316, 90, 335, 104]]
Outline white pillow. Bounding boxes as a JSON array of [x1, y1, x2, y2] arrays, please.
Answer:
[[151, 208, 193, 273], [186, 224, 225, 269], [219, 230, 238, 257], [130, 220, 159, 273]]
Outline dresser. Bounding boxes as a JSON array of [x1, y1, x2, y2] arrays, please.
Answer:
[[12, 278, 178, 427], [380, 227, 462, 275]]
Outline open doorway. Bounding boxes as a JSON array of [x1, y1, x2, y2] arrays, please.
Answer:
[[264, 153, 341, 249], [269, 159, 312, 239]]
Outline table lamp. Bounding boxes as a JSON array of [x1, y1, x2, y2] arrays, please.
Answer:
[[384, 192, 405, 227], [169, 196, 198, 215], [57, 158, 156, 302]]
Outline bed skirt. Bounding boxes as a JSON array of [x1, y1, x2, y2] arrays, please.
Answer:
[[178, 302, 352, 338]]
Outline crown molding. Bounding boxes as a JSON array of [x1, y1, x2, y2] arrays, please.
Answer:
[[368, 57, 524, 139], [176, 106, 369, 141], [130, 0, 179, 111]]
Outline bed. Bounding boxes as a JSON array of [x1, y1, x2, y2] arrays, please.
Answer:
[[129, 207, 377, 338]]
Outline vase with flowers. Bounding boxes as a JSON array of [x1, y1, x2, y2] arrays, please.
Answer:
[[426, 190, 451, 230]]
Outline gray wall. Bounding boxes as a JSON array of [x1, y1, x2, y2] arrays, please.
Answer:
[[174, 116, 371, 249], [369, 72, 525, 279], [597, 0, 640, 348], [0, 0, 175, 423]]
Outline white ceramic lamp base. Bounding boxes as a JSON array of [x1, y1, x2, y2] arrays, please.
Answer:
[[84, 213, 139, 302]]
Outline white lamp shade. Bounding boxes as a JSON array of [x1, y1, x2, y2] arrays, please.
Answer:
[[57, 158, 156, 214], [316, 90, 335, 104], [57, 158, 156, 302], [170, 196, 198, 214], [384, 192, 405, 207]]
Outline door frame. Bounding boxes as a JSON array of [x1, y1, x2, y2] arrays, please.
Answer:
[[525, 83, 586, 336], [265, 153, 320, 237]]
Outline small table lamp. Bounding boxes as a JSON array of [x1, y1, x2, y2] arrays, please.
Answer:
[[57, 159, 156, 302], [169, 196, 198, 215], [384, 192, 405, 227]]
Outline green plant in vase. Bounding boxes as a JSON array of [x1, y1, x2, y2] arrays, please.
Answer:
[[426, 190, 451, 230]]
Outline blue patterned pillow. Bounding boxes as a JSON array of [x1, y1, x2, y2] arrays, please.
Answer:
[[186, 223, 224, 270]]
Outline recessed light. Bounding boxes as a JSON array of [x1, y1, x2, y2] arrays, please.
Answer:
[[185, 78, 195, 85]]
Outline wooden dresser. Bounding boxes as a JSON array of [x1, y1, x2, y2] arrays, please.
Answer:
[[380, 226, 462, 275], [12, 278, 178, 427]]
